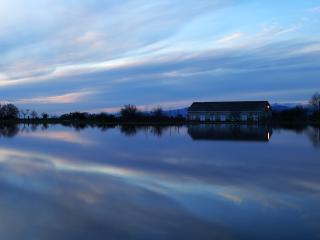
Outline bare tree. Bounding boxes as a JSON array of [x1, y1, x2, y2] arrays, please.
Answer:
[[21, 109, 27, 119], [309, 92, 320, 111], [31, 110, 38, 119], [26, 109, 30, 119]]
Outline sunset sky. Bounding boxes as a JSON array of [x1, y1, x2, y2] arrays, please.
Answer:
[[1, 0, 320, 113]]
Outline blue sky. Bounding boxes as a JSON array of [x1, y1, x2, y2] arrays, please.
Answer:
[[1, 0, 320, 113]]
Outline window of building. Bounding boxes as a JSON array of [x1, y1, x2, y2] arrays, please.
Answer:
[[241, 114, 248, 121]]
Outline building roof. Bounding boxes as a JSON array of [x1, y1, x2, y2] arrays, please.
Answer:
[[188, 101, 270, 112]]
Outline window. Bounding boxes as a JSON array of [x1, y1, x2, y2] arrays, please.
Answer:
[[241, 114, 248, 121]]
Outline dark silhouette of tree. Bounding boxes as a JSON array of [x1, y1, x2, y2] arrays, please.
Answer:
[[0, 102, 188, 123], [309, 92, 320, 111], [89, 112, 116, 122], [272, 106, 307, 122], [20, 109, 27, 119], [0, 104, 19, 119], [151, 107, 164, 118], [60, 112, 90, 121], [41, 112, 49, 120], [31, 110, 38, 119], [120, 105, 141, 120], [26, 109, 30, 119]]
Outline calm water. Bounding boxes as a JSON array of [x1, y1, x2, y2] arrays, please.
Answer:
[[0, 124, 319, 240]]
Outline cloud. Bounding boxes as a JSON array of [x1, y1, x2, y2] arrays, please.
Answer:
[[7, 37, 318, 113], [0, 1, 319, 113], [217, 192, 242, 204], [0, 0, 228, 80], [12, 90, 94, 105], [22, 131, 95, 145], [308, 6, 320, 13], [215, 32, 242, 45]]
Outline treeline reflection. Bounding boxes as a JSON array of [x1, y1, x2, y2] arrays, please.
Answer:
[[0, 124, 19, 138], [0, 123, 319, 147]]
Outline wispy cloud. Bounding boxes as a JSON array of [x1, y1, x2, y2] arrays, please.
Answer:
[[0, 1, 319, 112], [22, 131, 95, 145], [308, 6, 320, 13], [12, 90, 94, 105], [215, 31, 242, 45]]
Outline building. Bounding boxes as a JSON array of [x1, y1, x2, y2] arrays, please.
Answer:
[[188, 101, 272, 122]]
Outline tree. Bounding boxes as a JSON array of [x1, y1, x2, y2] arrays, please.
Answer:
[[25, 109, 30, 119], [41, 112, 49, 120], [31, 110, 38, 119], [151, 107, 164, 118], [309, 92, 320, 111], [0, 104, 19, 119], [20, 109, 27, 119], [120, 105, 139, 120]]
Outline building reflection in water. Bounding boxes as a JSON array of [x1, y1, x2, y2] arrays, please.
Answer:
[[306, 126, 320, 148], [187, 124, 272, 142]]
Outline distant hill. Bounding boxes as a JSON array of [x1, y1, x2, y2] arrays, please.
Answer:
[[164, 108, 188, 117], [271, 103, 309, 112], [271, 104, 291, 112]]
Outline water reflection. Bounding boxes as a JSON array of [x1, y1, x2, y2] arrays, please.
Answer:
[[119, 125, 180, 137], [0, 124, 19, 138], [0, 124, 319, 239], [188, 124, 272, 142], [306, 126, 320, 148], [2, 123, 319, 147]]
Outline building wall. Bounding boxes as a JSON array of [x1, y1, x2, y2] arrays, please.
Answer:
[[188, 110, 271, 122]]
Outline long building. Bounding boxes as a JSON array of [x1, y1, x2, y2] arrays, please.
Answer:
[[188, 101, 272, 122]]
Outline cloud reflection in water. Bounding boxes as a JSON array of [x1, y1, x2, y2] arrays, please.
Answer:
[[0, 124, 319, 239]]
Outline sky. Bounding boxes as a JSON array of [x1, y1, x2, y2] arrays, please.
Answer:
[[1, 0, 320, 114]]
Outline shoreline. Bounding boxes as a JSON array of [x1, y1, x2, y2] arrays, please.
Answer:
[[0, 119, 318, 126]]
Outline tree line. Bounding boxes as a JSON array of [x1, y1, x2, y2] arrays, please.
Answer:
[[0, 103, 184, 123], [59, 105, 184, 123], [272, 92, 320, 123], [0, 92, 319, 123]]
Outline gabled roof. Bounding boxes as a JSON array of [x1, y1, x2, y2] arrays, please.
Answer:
[[188, 101, 270, 112]]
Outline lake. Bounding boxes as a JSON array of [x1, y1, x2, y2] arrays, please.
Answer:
[[0, 124, 319, 240]]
